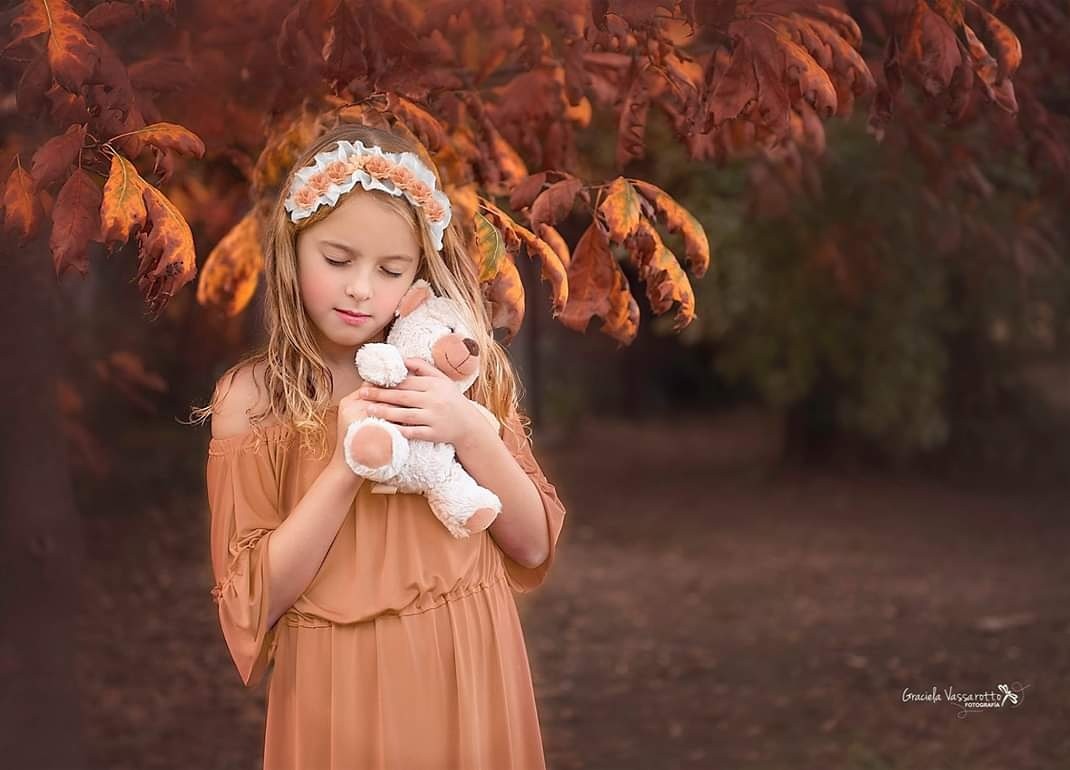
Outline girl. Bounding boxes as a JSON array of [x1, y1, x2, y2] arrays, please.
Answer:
[[192, 124, 567, 769]]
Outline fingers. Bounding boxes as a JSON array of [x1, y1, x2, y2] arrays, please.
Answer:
[[404, 357, 448, 379], [365, 403, 426, 425], [359, 386, 420, 405]]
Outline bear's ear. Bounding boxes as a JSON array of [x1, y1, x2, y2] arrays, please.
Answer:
[[396, 279, 433, 318]]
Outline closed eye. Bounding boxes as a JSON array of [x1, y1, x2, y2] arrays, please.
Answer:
[[325, 257, 403, 277]]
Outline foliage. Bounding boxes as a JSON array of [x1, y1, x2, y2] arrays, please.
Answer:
[[0, 0, 1047, 341]]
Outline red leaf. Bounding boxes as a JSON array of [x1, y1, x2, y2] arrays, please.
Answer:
[[50, 168, 103, 277], [31, 124, 86, 188]]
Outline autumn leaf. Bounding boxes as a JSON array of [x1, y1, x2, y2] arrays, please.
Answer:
[[511, 223, 570, 316], [31, 124, 86, 188], [100, 153, 148, 249], [474, 210, 505, 283], [480, 199, 569, 316], [630, 179, 710, 278], [537, 223, 571, 272], [625, 218, 696, 332], [529, 177, 584, 231], [385, 94, 448, 152], [558, 223, 639, 346], [617, 61, 651, 168], [7, 0, 100, 92], [482, 257, 526, 342], [136, 184, 197, 315], [196, 210, 262, 317], [2, 161, 44, 242], [119, 122, 206, 158], [509, 172, 548, 212], [598, 176, 642, 245], [49, 168, 103, 277]]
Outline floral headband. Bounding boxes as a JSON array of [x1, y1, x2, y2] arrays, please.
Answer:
[[283, 139, 453, 252]]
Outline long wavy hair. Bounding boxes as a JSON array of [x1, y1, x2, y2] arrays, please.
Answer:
[[190, 123, 525, 459]]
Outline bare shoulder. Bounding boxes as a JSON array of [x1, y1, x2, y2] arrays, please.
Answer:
[[210, 361, 270, 440]]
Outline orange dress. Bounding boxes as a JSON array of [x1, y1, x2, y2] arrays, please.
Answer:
[[206, 405, 566, 770]]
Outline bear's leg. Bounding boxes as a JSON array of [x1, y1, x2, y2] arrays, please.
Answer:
[[425, 461, 501, 538], [343, 417, 410, 480]]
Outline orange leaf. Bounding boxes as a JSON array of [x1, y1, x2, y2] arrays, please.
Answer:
[[100, 153, 148, 249], [630, 180, 710, 278], [617, 64, 650, 168], [558, 223, 639, 346], [904, 0, 963, 95], [508, 172, 547, 212], [2, 161, 43, 242], [49, 168, 102, 277], [474, 211, 505, 283], [31, 124, 86, 188], [136, 184, 197, 315], [536, 223, 571, 272], [777, 34, 838, 119], [385, 94, 448, 152], [511, 223, 569, 316], [625, 218, 696, 332], [8, 0, 100, 92], [120, 122, 206, 158], [481, 199, 568, 316], [483, 257, 526, 344], [930, 0, 966, 28], [598, 177, 641, 245], [706, 37, 756, 128], [529, 176, 583, 231], [197, 210, 262, 317], [968, 3, 1022, 82]]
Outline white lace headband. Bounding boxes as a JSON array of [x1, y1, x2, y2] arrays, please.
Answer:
[[283, 139, 453, 252]]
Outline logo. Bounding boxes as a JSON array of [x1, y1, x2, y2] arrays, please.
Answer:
[[901, 682, 1029, 719]]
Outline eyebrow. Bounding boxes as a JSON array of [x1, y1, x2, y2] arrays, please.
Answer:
[[319, 240, 416, 262]]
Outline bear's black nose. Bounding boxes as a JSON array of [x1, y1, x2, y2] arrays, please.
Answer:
[[463, 338, 479, 356]]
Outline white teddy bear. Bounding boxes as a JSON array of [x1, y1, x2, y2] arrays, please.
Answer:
[[342, 279, 502, 538]]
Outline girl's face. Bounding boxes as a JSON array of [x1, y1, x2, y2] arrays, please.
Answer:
[[295, 191, 422, 368]]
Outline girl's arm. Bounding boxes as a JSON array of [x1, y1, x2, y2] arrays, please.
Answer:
[[263, 462, 363, 629], [454, 417, 550, 569]]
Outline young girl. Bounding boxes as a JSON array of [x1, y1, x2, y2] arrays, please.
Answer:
[[194, 124, 567, 769]]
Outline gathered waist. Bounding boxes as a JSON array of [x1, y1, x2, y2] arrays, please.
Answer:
[[282, 573, 510, 629]]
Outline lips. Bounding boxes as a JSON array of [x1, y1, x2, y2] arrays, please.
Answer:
[[336, 309, 370, 318]]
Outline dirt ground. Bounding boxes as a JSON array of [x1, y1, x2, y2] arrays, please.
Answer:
[[76, 409, 1070, 770]]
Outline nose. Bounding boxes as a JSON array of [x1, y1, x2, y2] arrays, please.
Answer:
[[463, 338, 479, 356]]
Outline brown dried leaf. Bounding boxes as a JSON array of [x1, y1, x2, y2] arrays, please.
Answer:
[[196, 210, 262, 318], [598, 176, 642, 245], [558, 223, 639, 346], [2, 161, 44, 242], [31, 124, 86, 188], [50, 168, 103, 277], [630, 180, 710, 277]]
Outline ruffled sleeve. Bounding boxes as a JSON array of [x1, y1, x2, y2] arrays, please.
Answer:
[[498, 408, 567, 593], [206, 433, 283, 687]]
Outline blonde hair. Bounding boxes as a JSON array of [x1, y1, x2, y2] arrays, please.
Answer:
[[189, 123, 526, 459]]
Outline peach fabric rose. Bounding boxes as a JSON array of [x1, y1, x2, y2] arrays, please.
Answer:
[[363, 156, 392, 176], [424, 200, 446, 222], [294, 186, 318, 208], [387, 167, 415, 187], [325, 161, 351, 183], [308, 172, 331, 194]]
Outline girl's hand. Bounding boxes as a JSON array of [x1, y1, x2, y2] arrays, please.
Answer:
[[330, 390, 374, 472], [357, 357, 487, 447]]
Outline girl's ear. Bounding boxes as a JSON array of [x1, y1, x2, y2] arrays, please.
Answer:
[[396, 278, 433, 318]]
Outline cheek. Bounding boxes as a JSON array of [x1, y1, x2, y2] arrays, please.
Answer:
[[298, 261, 335, 311]]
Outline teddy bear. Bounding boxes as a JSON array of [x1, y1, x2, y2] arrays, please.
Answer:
[[342, 279, 502, 538]]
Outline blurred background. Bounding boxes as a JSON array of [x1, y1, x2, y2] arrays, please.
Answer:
[[2, 1, 1068, 768]]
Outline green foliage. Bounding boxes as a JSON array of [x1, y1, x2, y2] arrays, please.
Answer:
[[651, 113, 1068, 457]]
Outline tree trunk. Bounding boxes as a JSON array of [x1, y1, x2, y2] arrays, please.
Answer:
[[0, 238, 86, 769]]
